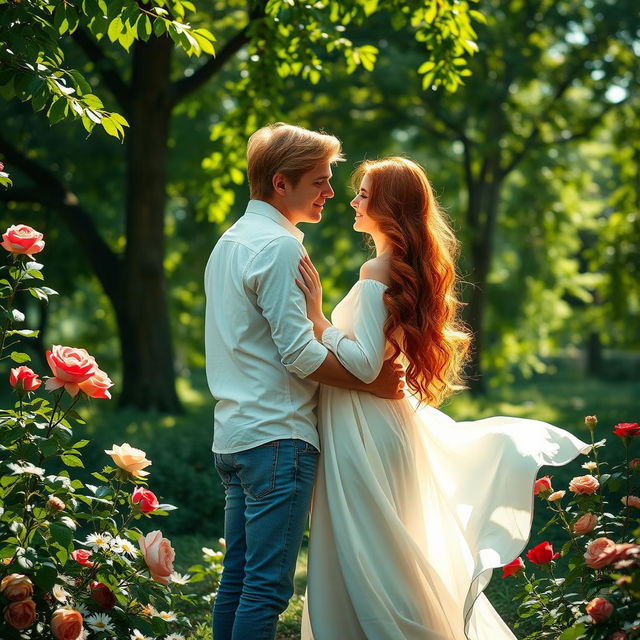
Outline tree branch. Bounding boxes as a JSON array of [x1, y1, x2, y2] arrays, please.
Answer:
[[170, 26, 250, 107], [0, 135, 122, 301], [71, 28, 130, 112]]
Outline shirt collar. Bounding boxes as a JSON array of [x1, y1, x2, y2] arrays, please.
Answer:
[[244, 200, 304, 243]]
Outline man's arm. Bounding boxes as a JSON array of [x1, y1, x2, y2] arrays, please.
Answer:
[[308, 352, 405, 400]]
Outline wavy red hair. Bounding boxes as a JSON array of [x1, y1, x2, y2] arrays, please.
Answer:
[[352, 157, 471, 406]]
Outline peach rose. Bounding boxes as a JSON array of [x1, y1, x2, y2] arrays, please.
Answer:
[[548, 490, 565, 502], [139, 530, 175, 585], [621, 495, 640, 509], [0, 573, 33, 601], [51, 608, 83, 640], [47, 496, 66, 512], [585, 537, 618, 569], [9, 366, 42, 392], [569, 474, 600, 495], [1, 224, 45, 256], [78, 368, 113, 400], [573, 513, 598, 535], [45, 346, 98, 397], [4, 599, 36, 630], [585, 597, 613, 623], [105, 443, 151, 477]]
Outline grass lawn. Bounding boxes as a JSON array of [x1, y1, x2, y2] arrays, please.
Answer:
[[58, 367, 639, 639]]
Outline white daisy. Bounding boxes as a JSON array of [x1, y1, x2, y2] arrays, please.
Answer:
[[165, 634, 185, 640], [52, 584, 70, 602], [46, 474, 72, 489], [112, 536, 138, 557], [157, 611, 176, 622], [75, 603, 90, 616], [169, 572, 191, 585], [8, 462, 45, 477], [86, 613, 115, 632], [131, 630, 151, 640], [85, 532, 112, 551], [582, 461, 598, 471]]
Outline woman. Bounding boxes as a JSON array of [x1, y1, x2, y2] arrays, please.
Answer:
[[295, 157, 591, 640]]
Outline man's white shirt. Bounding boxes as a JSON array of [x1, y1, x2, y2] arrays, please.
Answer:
[[204, 200, 329, 453]]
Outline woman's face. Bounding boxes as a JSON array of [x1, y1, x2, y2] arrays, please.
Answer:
[[350, 173, 378, 234]]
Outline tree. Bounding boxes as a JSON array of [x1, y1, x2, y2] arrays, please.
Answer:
[[1, 0, 482, 410]]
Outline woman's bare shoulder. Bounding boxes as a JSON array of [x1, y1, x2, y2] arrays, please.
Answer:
[[359, 257, 392, 286]]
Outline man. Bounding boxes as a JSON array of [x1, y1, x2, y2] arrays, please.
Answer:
[[204, 123, 403, 640]]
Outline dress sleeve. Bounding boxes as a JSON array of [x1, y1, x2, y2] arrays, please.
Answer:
[[321, 280, 388, 384]]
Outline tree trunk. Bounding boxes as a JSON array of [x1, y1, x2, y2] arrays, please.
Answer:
[[585, 331, 603, 377], [118, 36, 181, 412]]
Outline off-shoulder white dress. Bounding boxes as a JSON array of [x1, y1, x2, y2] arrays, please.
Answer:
[[301, 279, 591, 640]]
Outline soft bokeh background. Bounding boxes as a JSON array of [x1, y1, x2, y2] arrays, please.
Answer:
[[1, 0, 638, 637]]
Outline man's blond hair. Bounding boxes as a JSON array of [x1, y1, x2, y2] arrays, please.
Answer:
[[247, 123, 344, 199]]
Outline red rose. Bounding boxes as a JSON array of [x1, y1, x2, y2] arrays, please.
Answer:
[[90, 582, 116, 609], [10, 366, 42, 392], [502, 557, 524, 578], [526, 541, 559, 565], [1, 224, 45, 257], [533, 475, 552, 496], [132, 486, 160, 514], [71, 549, 93, 566], [585, 597, 613, 623], [614, 423, 640, 438]]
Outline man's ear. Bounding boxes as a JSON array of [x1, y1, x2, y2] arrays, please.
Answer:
[[272, 172, 287, 196]]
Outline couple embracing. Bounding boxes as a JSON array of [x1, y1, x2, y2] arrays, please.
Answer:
[[204, 123, 591, 640]]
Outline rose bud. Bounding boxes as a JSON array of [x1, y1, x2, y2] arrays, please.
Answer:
[[613, 423, 640, 439], [534, 475, 552, 496], [585, 597, 613, 623], [584, 537, 618, 569], [526, 541, 559, 565], [47, 496, 66, 512], [90, 581, 116, 609], [132, 486, 160, 514], [630, 458, 640, 473], [548, 490, 565, 502], [51, 608, 83, 640], [608, 632, 628, 640], [0, 573, 33, 601], [585, 415, 598, 431], [70, 549, 93, 567], [502, 557, 525, 578], [139, 530, 175, 585], [0, 162, 4, 172], [9, 366, 42, 392], [573, 513, 598, 535], [568, 474, 600, 495], [4, 599, 36, 630], [1, 224, 45, 257]]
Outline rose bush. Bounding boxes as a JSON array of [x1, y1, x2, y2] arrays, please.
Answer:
[[502, 415, 640, 639], [0, 225, 218, 639]]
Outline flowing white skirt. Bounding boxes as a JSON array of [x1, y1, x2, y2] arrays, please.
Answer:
[[301, 387, 591, 640]]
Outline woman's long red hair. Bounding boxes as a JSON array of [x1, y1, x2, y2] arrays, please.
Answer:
[[353, 157, 471, 406]]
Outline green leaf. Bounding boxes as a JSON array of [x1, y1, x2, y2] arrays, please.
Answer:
[[558, 623, 587, 640], [73, 439, 91, 449], [49, 522, 74, 548], [10, 352, 31, 363], [33, 563, 58, 591], [107, 16, 123, 42], [60, 454, 84, 468]]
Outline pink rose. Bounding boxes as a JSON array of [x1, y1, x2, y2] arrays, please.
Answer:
[[105, 443, 151, 477], [71, 549, 93, 567], [533, 475, 552, 495], [9, 366, 42, 392], [502, 557, 524, 578], [78, 368, 113, 399], [621, 495, 640, 509], [585, 537, 618, 569], [51, 608, 83, 640], [573, 513, 598, 535], [569, 474, 600, 495], [0, 573, 33, 601], [585, 597, 613, 623], [1, 224, 45, 257], [45, 345, 98, 397], [132, 486, 160, 514], [139, 530, 175, 585], [4, 599, 36, 630]]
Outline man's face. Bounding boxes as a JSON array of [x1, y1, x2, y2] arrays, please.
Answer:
[[278, 161, 335, 224]]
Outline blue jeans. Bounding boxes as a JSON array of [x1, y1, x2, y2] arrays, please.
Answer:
[[212, 439, 319, 640]]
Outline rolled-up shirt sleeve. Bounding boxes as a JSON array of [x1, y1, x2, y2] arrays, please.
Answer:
[[321, 281, 388, 383], [245, 236, 328, 378]]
